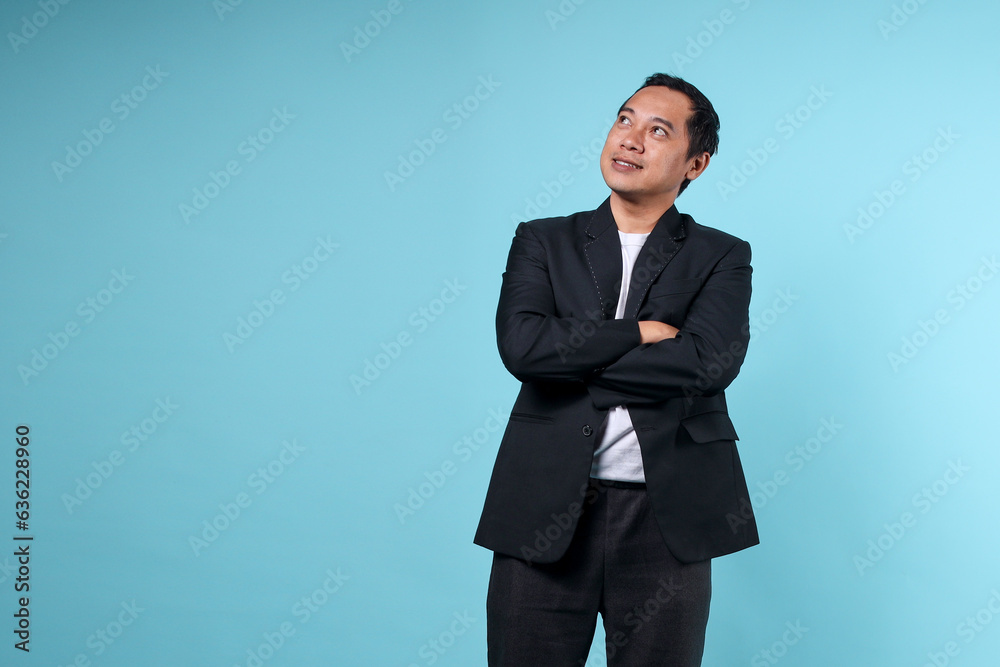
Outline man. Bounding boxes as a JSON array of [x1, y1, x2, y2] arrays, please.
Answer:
[[473, 73, 759, 666]]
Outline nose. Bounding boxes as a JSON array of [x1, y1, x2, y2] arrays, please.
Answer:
[[620, 125, 642, 152]]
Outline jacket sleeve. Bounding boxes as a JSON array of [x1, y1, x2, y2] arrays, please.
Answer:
[[585, 239, 752, 408], [496, 221, 641, 383]]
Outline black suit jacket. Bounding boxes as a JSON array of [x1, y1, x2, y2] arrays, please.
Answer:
[[473, 196, 759, 564]]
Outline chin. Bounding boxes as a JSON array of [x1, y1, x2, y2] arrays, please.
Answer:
[[601, 170, 632, 192], [604, 177, 641, 196]]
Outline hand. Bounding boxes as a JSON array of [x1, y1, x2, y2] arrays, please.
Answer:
[[637, 321, 679, 345]]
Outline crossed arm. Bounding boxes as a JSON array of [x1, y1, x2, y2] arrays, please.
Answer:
[[496, 221, 752, 409]]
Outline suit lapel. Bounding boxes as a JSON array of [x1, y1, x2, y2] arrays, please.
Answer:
[[583, 197, 686, 321], [583, 198, 624, 320], [623, 205, 685, 319]]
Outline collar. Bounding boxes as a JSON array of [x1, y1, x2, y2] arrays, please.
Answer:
[[585, 196, 686, 242]]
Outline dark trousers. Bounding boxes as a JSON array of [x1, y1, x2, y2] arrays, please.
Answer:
[[486, 478, 712, 667]]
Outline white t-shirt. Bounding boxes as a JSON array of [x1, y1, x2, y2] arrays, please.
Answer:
[[590, 229, 650, 482]]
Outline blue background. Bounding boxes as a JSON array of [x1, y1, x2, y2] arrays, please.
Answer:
[[2, 1, 999, 665]]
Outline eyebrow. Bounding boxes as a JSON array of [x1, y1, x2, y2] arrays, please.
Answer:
[[617, 106, 676, 133]]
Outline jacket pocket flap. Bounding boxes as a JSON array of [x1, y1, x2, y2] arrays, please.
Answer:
[[680, 411, 739, 442], [508, 411, 554, 424]]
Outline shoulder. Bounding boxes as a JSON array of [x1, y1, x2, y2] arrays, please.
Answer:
[[516, 206, 597, 238], [504, 210, 594, 258], [682, 214, 751, 261], [683, 215, 747, 247]]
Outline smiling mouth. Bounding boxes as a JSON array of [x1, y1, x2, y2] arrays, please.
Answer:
[[613, 159, 641, 169]]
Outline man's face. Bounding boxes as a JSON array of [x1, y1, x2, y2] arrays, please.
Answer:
[[599, 85, 709, 203]]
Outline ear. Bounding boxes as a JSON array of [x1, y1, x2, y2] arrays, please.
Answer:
[[685, 152, 711, 182]]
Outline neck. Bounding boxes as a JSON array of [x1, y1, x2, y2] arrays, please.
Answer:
[[609, 191, 676, 234]]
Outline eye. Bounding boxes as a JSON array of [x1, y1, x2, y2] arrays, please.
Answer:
[[653, 127, 666, 136], [618, 115, 631, 125]]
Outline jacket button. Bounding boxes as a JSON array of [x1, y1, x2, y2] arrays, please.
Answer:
[[582, 425, 593, 436]]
